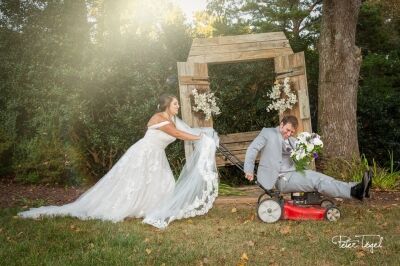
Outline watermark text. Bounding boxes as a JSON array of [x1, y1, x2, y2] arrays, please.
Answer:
[[331, 235, 383, 253]]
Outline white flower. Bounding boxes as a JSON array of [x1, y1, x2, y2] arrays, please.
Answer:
[[291, 131, 324, 170], [266, 77, 297, 113], [299, 132, 311, 139], [296, 132, 310, 145], [306, 143, 314, 152], [192, 89, 221, 120], [312, 137, 323, 147], [295, 149, 307, 160]]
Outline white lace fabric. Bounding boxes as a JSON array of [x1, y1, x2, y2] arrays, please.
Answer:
[[18, 118, 220, 229], [142, 128, 219, 229]]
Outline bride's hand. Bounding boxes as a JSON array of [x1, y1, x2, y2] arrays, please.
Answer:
[[195, 132, 206, 141]]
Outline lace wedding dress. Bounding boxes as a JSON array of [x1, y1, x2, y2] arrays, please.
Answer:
[[143, 119, 219, 229], [18, 118, 219, 228]]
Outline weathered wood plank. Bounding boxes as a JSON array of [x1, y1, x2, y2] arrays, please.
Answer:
[[177, 62, 213, 161], [274, 52, 312, 137], [178, 75, 210, 85], [216, 131, 261, 166], [219, 141, 253, 152], [298, 88, 311, 120], [275, 66, 305, 79], [189, 39, 291, 56], [219, 131, 260, 144], [216, 152, 246, 165], [216, 152, 260, 166], [188, 47, 294, 64], [191, 32, 288, 47]]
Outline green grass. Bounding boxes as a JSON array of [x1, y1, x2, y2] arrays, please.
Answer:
[[218, 183, 246, 196], [1, 204, 399, 265]]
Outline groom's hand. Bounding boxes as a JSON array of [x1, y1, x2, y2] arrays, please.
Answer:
[[245, 173, 254, 181]]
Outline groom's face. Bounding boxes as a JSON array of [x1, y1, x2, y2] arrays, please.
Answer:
[[279, 122, 296, 139]]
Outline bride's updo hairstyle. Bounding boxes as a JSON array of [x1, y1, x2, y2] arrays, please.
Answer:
[[157, 93, 177, 112]]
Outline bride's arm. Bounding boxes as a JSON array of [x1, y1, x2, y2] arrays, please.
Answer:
[[174, 116, 202, 135], [160, 124, 201, 141], [174, 116, 219, 146]]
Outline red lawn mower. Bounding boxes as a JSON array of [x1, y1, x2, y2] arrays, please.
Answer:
[[256, 184, 341, 223], [217, 143, 341, 223]]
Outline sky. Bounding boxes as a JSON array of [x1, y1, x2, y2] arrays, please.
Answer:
[[175, 0, 208, 22]]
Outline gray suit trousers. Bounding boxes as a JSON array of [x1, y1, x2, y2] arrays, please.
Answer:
[[276, 170, 357, 199]]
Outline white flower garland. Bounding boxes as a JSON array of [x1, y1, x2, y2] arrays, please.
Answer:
[[192, 89, 221, 120], [266, 77, 297, 113]]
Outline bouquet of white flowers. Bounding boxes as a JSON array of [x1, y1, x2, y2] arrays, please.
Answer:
[[191, 88, 221, 120], [290, 132, 323, 171]]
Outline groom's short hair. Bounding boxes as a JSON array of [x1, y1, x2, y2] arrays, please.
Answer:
[[281, 115, 298, 129]]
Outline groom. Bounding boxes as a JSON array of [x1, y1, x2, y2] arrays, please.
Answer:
[[244, 115, 371, 200]]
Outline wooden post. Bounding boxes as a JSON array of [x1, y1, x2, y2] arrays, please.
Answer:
[[275, 52, 314, 169], [274, 52, 312, 133], [177, 62, 213, 161], [175, 33, 313, 168]]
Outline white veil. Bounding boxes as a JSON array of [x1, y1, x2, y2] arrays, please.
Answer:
[[142, 117, 219, 229]]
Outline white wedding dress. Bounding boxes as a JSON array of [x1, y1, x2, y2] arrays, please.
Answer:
[[18, 118, 219, 228]]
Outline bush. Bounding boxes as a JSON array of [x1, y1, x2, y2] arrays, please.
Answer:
[[358, 51, 400, 168], [323, 153, 400, 190], [0, 109, 17, 176], [13, 135, 86, 185]]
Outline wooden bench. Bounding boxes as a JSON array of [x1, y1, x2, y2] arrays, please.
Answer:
[[216, 131, 261, 166]]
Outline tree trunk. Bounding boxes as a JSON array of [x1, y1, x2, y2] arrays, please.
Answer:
[[318, 0, 362, 162]]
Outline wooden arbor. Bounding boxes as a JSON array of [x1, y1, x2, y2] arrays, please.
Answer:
[[177, 32, 312, 166]]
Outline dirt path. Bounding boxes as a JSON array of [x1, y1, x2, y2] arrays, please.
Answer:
[[215, 185, 400, 207], [0, 179, 87, 208], [1, 179, 399, 208]]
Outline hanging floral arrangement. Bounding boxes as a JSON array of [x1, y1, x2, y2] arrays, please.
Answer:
[[266, 77, 298, 113], [191, 88, 221, 121]]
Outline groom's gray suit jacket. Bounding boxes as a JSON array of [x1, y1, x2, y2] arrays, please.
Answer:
[[244, 127, 296, 190]]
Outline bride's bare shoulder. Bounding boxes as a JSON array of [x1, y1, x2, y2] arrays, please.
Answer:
[[147, 113, 169, 127]]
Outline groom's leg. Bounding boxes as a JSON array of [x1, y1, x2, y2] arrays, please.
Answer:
[[276, 172, 315, 193], [277, 170, 356, 199], [299, 170, 355, 199]]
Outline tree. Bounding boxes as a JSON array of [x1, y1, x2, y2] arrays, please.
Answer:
[[318, 0, 362, 162], [0, 0, 194, 183]]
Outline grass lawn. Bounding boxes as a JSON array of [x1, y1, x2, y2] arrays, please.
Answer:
[[1, 202, 399, 265]]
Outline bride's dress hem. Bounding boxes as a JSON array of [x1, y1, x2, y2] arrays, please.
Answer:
[[17, 118, 219, 229], [142, 178, 219, 229]]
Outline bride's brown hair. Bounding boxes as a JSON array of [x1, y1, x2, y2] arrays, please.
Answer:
[[157, 93, 177, 112]]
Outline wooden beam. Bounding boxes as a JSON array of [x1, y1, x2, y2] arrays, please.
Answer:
[[187, 32, 294, 64], [188, 47, 294, 64], [191, 32, 288, 47], [219, 131, 260, 144], [178, 75, 209, 86], [189, 40, 291, 56]]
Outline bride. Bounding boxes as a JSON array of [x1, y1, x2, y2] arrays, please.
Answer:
[[18, 94, 219, 229]]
